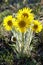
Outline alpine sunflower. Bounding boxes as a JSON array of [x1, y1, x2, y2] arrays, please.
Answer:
[[3, 15, 15, 31], [16, 7, 34, 23], [32, 20, 42, 33], [14, 17, 30, 33]]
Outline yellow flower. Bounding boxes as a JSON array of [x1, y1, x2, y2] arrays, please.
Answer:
[[32, 20, 42, 33], [16, 7, 34, 23], [3, 15, 15, 31], [14, 17, 30, 33]]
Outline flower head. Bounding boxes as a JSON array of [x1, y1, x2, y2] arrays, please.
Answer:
[[3, 15, 15, 31], [32, 20, 42, 33], [14, 17, 30, 33], [11, 36, 17, 43], [16, 7, 34, 23]]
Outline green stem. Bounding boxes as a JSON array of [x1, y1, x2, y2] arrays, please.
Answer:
[[21, 33, 24, 57], [22, 33, 24, 43]]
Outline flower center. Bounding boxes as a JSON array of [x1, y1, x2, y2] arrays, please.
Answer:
[[23, 13, 28, 17], [34, 25, 38, 29], [19, 21, 26, 28], [7, 20, 12, 26]]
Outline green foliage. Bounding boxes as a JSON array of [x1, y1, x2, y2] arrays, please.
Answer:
[[0, 47, 13, 65], [0, 10, 12, 23]]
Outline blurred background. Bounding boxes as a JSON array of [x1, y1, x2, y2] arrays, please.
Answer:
[[0, 0, 43, 65]]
